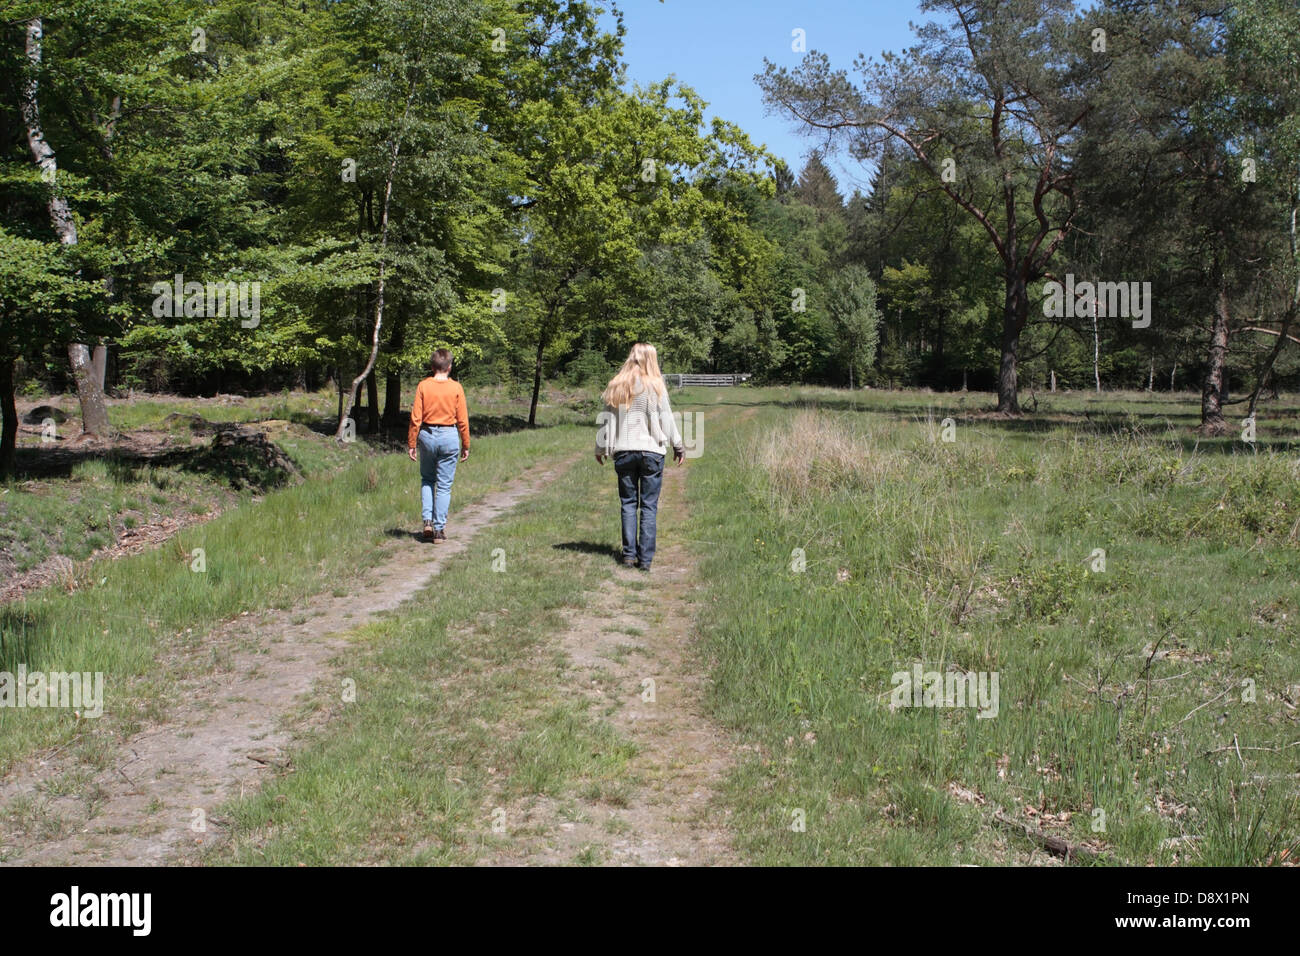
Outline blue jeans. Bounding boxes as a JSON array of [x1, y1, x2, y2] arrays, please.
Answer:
[[614, 451, 664, 568], [417, 426, 460, 528]]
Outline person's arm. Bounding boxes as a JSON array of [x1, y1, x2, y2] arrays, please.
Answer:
[[456, 385, 470, 457], [659, 391, 685, 462], [408, 380, 424, 452], [595, 405, 615, 463]]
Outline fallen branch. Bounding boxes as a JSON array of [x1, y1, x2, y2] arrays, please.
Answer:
[[993, 809, 1100, 862], [1202, 738, 1300, 757], [1176, 686, 1234, 727]]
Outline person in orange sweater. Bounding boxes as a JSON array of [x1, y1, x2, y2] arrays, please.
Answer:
[[407, 349, 470, 541]]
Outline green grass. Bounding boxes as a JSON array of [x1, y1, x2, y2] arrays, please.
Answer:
[[6, 382, 1299, 866], [3, 384, 591, 576], [683, 385, 1300, 865], [0, 400, 594, 773]]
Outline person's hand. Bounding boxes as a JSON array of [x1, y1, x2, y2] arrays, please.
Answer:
[[595, 453, 605, 465], [407, 447, 417, 462], [460, 448, 470, 463], [673, 446, 685, 465]]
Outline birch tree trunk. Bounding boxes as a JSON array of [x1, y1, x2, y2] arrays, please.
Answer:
[[20, 17, 110, 437], [1092, 307, 1101, 394]]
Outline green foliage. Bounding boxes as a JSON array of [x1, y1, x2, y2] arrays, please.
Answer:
[[825, 263, 880, 388], [4, 0, 1299, 421]]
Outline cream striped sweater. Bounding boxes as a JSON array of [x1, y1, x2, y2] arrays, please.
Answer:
[[595, 384, 683, 457]]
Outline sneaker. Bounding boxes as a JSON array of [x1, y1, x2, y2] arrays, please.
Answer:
[[435, 528, 447, 541], [623, 557, 637, 567], [422, 522, 434, 541]]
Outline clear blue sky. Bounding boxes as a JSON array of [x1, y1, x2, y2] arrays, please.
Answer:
[[599, 0, 927, 196]]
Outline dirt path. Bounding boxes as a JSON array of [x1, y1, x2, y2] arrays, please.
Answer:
[[483, 461, 741, 866], [0, 458, 573, 866]]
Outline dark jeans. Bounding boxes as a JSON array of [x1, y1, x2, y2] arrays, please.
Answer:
[[614, 451, 664, 568]]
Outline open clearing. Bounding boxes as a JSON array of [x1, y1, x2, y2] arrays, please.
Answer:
[[2, 387, 1298, 866]]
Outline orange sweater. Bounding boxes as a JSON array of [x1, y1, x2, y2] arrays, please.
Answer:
[[408, 377, 470, 451]]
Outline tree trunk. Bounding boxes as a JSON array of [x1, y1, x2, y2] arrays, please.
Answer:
[[1050, 369, 1056, 392], [383, 372, 402, 431], [1092, 308, 1101, 393], [20, 17, 110, 437], [20, 20, 74, 243], [91, 343, 107, 390], [1198, 284, 1231, 436], [0, 356, 17, 478], [382, 307, 407, 430], [528, 329, 548, 427], [365, 369, 379, 433], [996, 274, 1025, 414], [68, 343, 110, 437]]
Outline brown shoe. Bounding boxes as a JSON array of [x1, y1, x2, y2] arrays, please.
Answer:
[[435, 529, 447, 541], [422, 522, 434, 541]]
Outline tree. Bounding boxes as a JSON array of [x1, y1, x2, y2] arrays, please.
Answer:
[[826, 263, 880, 388], [323, 0, 479, 441], [14, 12, 111, 436], [760, 0, 1096, 413], [791, 151, 844, 221], [1228, 0, 1300, 424]]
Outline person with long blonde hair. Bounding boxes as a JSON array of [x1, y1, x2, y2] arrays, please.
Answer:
[[595, 343, 684, 571]]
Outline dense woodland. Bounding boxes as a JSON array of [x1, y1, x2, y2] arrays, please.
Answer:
[[1, 0, 1298, 475]]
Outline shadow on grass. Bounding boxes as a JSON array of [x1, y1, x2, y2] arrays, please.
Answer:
[[9, 438, 304, 489], [552, 540, 623, 565]]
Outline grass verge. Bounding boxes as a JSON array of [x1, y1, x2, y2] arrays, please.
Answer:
[[685, 386, 1300, 865]]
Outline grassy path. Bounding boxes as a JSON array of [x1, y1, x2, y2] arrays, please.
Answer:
[[0, 455, 580, 864], [0, 419, 580, 772], [476, 460, 739, 865], [195, 399, 746, 866]]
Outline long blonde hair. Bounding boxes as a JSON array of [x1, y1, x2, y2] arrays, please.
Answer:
[[601, 343, 667, 407]]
